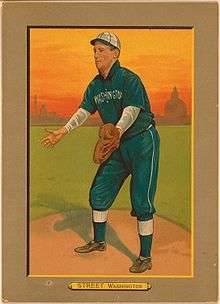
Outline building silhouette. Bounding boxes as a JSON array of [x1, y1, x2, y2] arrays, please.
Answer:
[[31, 88, 190, 126], [33, 95, 38, 117], [30, 95, 67, 125], [155, 87, 190, 125]]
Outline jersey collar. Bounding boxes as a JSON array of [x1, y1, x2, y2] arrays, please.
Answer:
[[107, 60, 120, 79], [97, 60, 120, 80]]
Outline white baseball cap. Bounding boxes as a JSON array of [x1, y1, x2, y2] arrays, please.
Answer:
[[90, 32, 121, 50]]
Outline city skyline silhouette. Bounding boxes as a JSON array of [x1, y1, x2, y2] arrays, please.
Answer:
[[30, 87, 190, 126]]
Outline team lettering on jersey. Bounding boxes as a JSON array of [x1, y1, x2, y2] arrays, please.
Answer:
[[94, 90, 123, 104]]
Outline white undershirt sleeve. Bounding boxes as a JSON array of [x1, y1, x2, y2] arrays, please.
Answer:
[[64, 108, 91, 133], [116, 106, 140, 135]]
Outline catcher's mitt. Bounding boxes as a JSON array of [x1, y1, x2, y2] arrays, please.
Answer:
[[93, 123, 121, 164]]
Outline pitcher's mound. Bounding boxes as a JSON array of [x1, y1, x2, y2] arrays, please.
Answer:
[[29, 210, 191, 276]]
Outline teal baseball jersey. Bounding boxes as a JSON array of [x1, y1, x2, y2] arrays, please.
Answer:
[[80, 60, 155, 140], [80, 60, 160, 221]]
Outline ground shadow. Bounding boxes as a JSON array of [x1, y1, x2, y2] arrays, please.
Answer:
[[53, 208, 137, 262], [33, 193, 189, 258], [53, 209, 92, 243]]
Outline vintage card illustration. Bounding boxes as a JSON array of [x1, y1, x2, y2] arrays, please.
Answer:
[[2, 1, 218, 302], [29, 27, 192, 277]]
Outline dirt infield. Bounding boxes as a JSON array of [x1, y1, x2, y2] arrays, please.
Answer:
[[29, 210, 191, 276]]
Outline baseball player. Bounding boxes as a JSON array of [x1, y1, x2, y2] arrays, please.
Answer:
[[41, 32, 160, 273]]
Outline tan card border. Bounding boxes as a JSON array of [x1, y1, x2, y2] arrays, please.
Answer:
[[2, 1, 218, 302]]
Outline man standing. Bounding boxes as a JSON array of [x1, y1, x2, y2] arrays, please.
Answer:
[[42, 32, 160, 273]]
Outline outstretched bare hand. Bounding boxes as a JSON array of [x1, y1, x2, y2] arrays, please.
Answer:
[[41, 127, 68, 148]]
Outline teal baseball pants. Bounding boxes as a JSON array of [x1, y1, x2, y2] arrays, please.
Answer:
[[89, 126, 160, 221]]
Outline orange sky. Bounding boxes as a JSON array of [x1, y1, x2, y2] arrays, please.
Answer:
[[30, 28, 193, 117]]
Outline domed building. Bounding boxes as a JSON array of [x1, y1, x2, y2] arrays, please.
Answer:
[[163, 87, 190, 124]]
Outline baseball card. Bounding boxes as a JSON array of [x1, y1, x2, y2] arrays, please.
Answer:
[[1, 1, 218, 302]]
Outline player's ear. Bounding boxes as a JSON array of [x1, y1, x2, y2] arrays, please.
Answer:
[[113, 49, 120, 58]]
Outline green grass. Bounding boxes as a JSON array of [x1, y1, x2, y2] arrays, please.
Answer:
[[30, 126, 191, 230], [155, 126, 191, 230]]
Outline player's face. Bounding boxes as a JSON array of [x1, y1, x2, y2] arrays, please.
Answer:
[[93, 42, 117, 73]]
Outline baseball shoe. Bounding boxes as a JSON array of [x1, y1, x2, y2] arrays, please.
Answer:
[[74, 240, 106, 253], [129, 257, 152, 273]]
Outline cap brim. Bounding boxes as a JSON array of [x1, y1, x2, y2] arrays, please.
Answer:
[[90, 38, 112, 47]]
